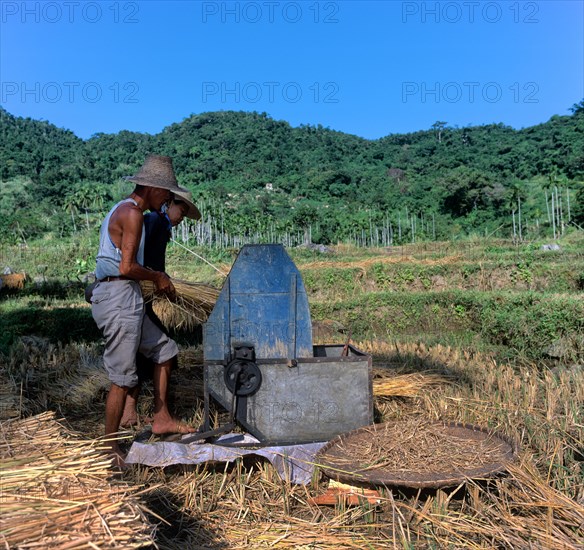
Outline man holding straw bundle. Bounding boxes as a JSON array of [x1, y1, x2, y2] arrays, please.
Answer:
[[90, 155, 196, 467]]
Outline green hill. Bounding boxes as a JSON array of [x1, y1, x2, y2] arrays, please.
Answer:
[[1, 104, 582, 244]]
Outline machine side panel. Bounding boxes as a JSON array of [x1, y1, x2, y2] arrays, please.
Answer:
[[205, 359, 372, 444]]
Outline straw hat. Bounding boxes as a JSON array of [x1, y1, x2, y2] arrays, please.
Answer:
[[172, 189, 201, 220], [124, 155, 188, 192]]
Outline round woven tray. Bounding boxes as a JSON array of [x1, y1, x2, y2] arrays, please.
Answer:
[[315, 420, 518, 489]]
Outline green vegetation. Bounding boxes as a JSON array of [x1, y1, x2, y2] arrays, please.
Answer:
[[1, 236, 582, 364], [1, 104, 583, 245], [312, 290, 583, 362]]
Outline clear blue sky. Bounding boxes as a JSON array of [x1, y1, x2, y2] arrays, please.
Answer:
[[1, 0, 583, 139]]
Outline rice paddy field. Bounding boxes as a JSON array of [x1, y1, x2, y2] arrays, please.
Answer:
[[1, 235, 583, 549]]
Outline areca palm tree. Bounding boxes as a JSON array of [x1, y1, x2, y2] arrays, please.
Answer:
[[63, 193, 78, 232]]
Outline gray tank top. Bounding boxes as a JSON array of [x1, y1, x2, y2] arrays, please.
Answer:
[[95, 198, 145, 280]]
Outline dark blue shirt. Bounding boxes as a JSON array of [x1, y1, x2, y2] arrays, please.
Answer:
[[143, 211, 172, 272]]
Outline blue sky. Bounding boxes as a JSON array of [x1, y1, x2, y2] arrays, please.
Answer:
[[1, 0, 583, 139]]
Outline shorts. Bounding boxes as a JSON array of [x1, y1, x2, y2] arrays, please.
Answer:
[[91, 280, 178, 387]]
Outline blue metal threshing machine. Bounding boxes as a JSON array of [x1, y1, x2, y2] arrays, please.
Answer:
[[203, 244, 373, 445]]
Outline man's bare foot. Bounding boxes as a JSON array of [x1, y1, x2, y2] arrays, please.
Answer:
[[120, 414, 138, 428], [120, 414, 153, 428], [152, 417, 196, 435]]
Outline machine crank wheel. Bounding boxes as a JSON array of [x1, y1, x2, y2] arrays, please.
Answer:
[[224, 360, 262, 396]]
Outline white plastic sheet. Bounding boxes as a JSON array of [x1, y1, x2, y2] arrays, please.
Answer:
[[125, 433, 328, 485]]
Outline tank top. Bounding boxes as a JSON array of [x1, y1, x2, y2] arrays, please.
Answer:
[[95, 198, 145, 280]]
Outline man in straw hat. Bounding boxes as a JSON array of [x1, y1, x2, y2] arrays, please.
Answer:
[[120, 188, 201, 428], [90, 155, 196, 466]]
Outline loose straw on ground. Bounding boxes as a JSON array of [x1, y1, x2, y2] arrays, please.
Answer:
[[0, 411, 155, 549], [4, 339, 109, 416], [372, 370, 449, 398]]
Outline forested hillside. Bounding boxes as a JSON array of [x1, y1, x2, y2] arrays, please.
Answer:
[[1, 103, 582, 245]]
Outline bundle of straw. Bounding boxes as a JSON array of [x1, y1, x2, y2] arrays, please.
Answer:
[[140, 279, 220, 331], [0, 372, 23, 420], [0, 412, 155, 549], [0, 272, 28, 290], [372, 370, 450, 398]]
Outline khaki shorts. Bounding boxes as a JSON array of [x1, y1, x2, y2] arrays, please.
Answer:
[[91, 280, 178, 387]]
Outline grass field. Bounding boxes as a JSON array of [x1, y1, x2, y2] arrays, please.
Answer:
[[1, 234, 583, 548]]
